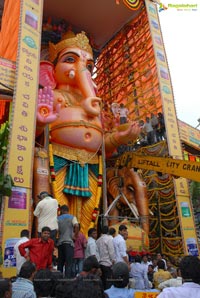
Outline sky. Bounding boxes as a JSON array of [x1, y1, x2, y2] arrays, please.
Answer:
[[157, 0, 200, 128]]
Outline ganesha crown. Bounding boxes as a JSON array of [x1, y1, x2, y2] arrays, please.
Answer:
[[49, 31, 93, 62]]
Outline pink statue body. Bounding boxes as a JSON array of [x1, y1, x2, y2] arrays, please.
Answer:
[[35, 31, 142, 234]]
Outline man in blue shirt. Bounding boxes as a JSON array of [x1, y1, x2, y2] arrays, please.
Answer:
[[105, 262, 135, 298], [12, 261, 36, 298]]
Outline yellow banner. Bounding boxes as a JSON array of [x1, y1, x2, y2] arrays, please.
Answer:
[[2, 0, 43, 277], [116, 153, 200, 182], [135, 292, 159, 298], [0, 58, 16, 91], [145, 0, 199, 256], [7, 0, 43, 188], [178, 119, 200, 149]]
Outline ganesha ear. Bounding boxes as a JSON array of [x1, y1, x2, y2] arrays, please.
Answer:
[[39, 60, 56, 89]]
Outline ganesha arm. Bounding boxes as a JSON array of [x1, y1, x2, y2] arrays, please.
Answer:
[[36, 86, 61, 137], [104, 121, 141, 156]]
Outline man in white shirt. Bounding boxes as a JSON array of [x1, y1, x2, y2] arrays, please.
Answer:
[[158, 256, 200, 298], [129, 254, 150, 290], [85, 228, 100, 261], [113, 224, 129, 267], [33, 191, 58, 244], [14, 229, 29, 274], [96, 226, 115, 289], [141, 254, 152, 273]]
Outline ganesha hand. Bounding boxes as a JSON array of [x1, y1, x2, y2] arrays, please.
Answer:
[[116, 121, 141, 144], [105, 121, 141, 156], [37, 86, 61, 124]]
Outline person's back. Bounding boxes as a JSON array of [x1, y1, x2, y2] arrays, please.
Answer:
[[158, 256, 200, 298], [12, 261, 36, 298], [96, 229, 115, 266], [33, 192, 58, 240], [130, 255, 150, 290], [96, 226, 115, 289], [33, 269, 55, 298], [73, 274, 104, 298], [153, 260, 172, 289], [57, 204, 78, 277], [0, 278, 12, 298], [105, 262, 135, 298], [79, 255, 101, 277]]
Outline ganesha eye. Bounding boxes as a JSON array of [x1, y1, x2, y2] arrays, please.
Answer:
[[64, 56, 75, 63], [87, 63, 94, 73]]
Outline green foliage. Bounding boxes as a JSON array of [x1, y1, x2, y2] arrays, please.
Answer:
[[0, 121, 14, 197], [190, 181, 200, 212]]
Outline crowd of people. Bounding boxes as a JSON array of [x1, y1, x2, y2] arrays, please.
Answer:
[[139, 112, 166, 146], [1, 195, 200, 297]]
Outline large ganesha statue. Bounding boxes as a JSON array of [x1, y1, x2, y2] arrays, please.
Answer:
[[34, 30, 147, 234]]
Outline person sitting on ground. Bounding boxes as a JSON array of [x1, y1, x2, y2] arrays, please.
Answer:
[[129, 254, 151, 290], [152, 257, 158, 272], [33, 269, 55, 298], [12, 261, 36, 298], [141, 254, 152, 272], [0, 278, 12, 298], [158, 267, 182, 290], [156, 253, 167, 270], [50, 270, 64, 298], [166, 259, 176, 278], [73, 274, 105, 298], [55, 273, 105, 298], [105, 262, 136, 298], [158, 255, 200, 297], [78, 255, 101, 277], [147, 264, 154, 287], [153, 260, 172, 290], [55, 281, 76, 298], [55, 257, 104, 298]]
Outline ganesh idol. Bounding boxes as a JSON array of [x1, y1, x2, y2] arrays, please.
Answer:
[[34, 31, 148, 235]]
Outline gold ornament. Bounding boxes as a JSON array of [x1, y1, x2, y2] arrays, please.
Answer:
[[49, 31, 93, 62]]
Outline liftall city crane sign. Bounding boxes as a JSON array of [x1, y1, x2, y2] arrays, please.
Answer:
[[115, 153, 200, 182]]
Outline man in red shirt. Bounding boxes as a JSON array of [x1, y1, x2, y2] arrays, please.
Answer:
[[19, 226, 54, 270]]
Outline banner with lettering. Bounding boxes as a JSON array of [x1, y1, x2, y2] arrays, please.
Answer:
[[135, 291, 159, 298], [0, 58, 16, 92], [145, 0, 199, 256], [178, 120, 200, 150], [2, 0, 43, 277], [116, 154, 200, 183]]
